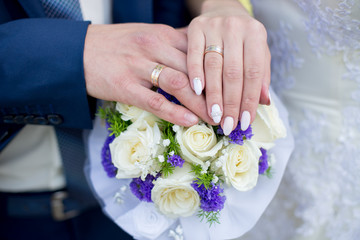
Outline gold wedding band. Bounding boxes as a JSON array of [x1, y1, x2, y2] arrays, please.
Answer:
[[204, 45, 224, 57], [151, 64, 166, 87]]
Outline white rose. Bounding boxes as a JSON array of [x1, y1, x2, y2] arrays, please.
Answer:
[[151, 163, 200, 218], [132, 202, 175, 240], [176, 123, 223, 165], [223, 141, 261, 191], [110, 119, 162, 179], [251, 102, 286, 149], [115, 102, 159, 126]]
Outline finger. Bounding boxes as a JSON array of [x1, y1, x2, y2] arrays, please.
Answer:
[[187, 24, 205, 96], [204, 35, 224, 124], [177, 27, 188, 34], [127, 84, 199, 127], [135, 61, 213, 124], [142, 41, 188, 74], [155, 64, 213, 124], [259, 46, 271, 105], [157, 24, 188, 53], [240, 37, 266, 131], [221, 34, 243, 136]]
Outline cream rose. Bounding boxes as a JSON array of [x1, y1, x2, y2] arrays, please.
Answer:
[[223, 141, 261, 191], [176, 123, 223, 165], [110, 119, 162, 179], [116, 102, 159, 127], [151, 163, 200, 218], [251, 101, 286, 149]]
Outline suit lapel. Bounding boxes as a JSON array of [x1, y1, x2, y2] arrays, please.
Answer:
[[17, 0, 46, 18]]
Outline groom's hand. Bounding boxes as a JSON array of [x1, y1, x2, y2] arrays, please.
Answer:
[[83, 23, 213, 126]]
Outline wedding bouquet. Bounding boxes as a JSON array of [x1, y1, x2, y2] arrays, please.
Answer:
[[97, 89, 286, 227], [86, 89, 293, 239]]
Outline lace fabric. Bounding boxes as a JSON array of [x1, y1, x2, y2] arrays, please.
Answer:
[[242, 1, 360, 239]]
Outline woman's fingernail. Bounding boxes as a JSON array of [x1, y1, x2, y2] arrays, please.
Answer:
[[223, 117, 234, 136], [193, 77, 202, 96], [241, 111, 250, 131], [211, 104, 222, 124], [185, 112, 198, 125]]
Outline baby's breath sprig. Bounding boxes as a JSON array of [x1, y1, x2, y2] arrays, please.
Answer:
[[197, 209, 220, 227], [158, 120, 182, 177], [159, 120, 180, 155], [97, 104, 131, 137]]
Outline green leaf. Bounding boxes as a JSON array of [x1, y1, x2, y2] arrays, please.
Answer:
[[197, 209, 220, 227], [265, 166, 273, 179], [97, 104, 131, 137]]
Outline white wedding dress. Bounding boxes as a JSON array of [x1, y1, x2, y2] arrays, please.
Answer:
[[242, 1, 360, 239]]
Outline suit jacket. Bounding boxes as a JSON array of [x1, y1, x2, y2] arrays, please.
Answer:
[[0, 0, 189, 151]]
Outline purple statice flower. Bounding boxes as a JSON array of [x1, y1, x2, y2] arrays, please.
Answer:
[[167, 154, 185, 168], [191, 181, 226, 212], [101, 135, 117, 178], [157, 88, 181, 105], [217, 121, 253, 145], [130, 174, 158, 202], [258, 148, 269, 174]]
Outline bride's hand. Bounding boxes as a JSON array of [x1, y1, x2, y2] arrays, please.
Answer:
[[186, 0, 271, 135]]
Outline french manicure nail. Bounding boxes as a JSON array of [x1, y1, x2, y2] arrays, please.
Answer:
[[184, 112, 198, 125], [211, 104, 222, 124], [193, 77, 202, 96], [223, 117, 234, 136], [241, 111, 250, 131]]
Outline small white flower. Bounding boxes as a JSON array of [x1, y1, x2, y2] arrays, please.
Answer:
[[212, 175, 219, 184], [169, 151, 175, 156], [158, 155, 165, 163], [215, 160, 223, 169], [163, 139, 171, 147], [172, 125, 180, 132], [223, 138, 230, 146], [269, 153, 276, 167], [120, 185, 127, 192]]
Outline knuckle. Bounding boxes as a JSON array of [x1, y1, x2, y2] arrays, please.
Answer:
[[190, 16, 206, 26], [249, 20, 267, 39], [245, 66, 262, 81], [224, 101, 239, 113], [156, 24, 174, 36], [242, 95, 258, 108], [188, 63, 202, 75], [133, 32, 157, 47], [206, 89, 221, 97], [168, 73, 189, 90], [147, 94, 166, 112], [224, 16, 241, 29], [205, 56, 223, 70], [224, 65, 242, 82], [188, 46, 203, 56]]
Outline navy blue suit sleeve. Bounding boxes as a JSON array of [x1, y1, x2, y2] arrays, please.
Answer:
[[0, 18, 93, 129]]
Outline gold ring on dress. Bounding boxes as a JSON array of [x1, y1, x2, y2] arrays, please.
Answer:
[[151, 64, 166, 87], [204, 45, 224, 57]]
